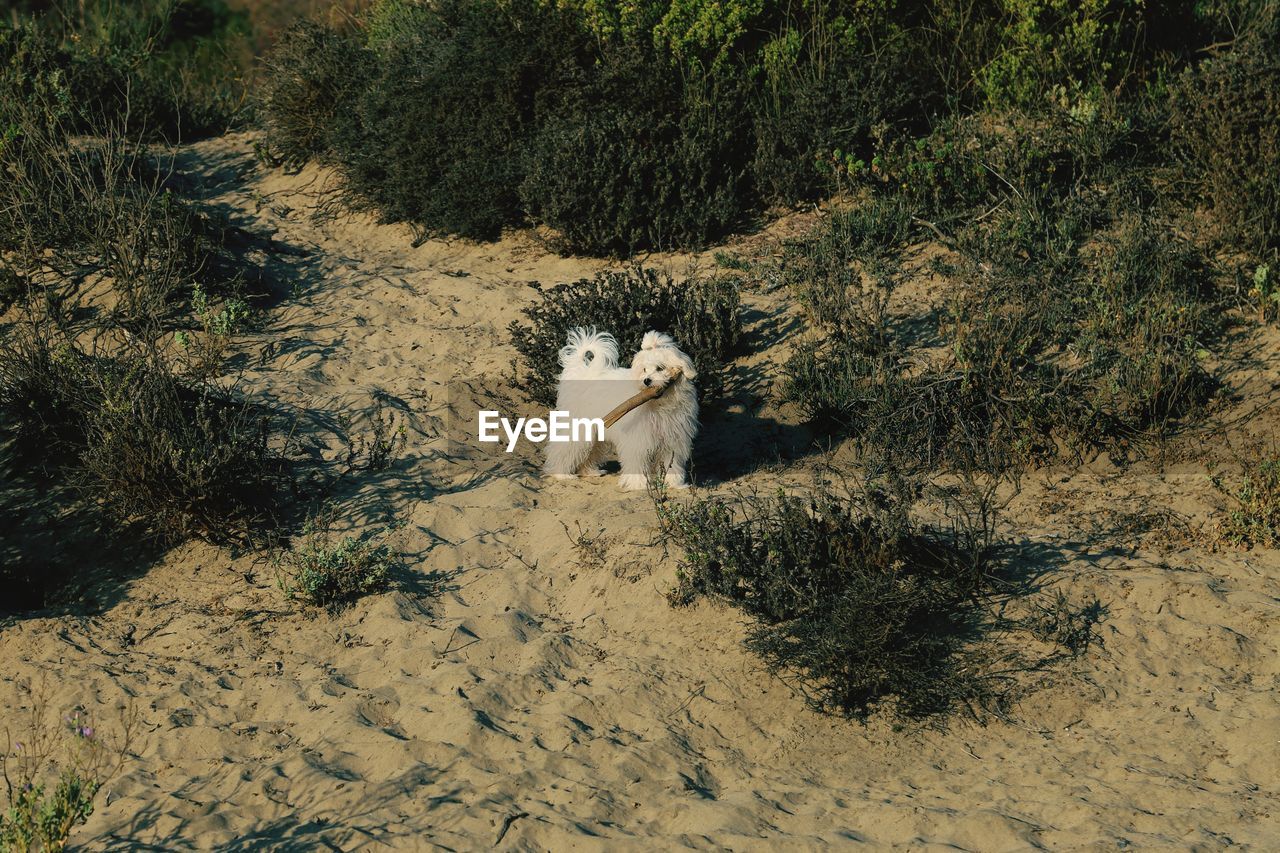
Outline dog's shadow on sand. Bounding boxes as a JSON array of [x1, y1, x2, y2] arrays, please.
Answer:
[[688, 301, 824, 485], [691, 403, 818, 486]]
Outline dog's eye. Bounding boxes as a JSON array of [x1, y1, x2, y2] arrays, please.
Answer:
[[656, 365, 664, 371]]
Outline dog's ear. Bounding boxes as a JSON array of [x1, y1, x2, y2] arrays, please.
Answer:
[[641, 331, 674, 351], [671, 348, 697, 380]]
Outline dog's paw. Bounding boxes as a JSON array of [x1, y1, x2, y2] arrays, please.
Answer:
[[579, 466, 606, 478], [663, 473, 690, 489], [619, 474, 648, 491], [547, 472, 577, 481]]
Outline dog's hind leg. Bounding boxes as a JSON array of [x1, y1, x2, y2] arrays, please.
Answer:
[[544, 439, 594, 480], [577, 442, 609, 477]]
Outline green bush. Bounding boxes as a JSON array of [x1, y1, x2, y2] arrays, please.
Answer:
[[277, 512, 394, 609], [79, 360, 284, 543], [509, 267, 742, 406], [780, 185, 1218, 469], [0, 0, 254, 141], [777, 198, 914, 329], [975, 0, 1154, 110], [1169, 9, 1280, 255], [0, 330, 287, 545], [255, 1, 936, 252], [259, 21, 371, 168], [751, 11, 925, 204], [323, 0, 591, 241], [521, 46, 752, 255], [659, 473, 1030, 719], [1071, 219, 1216, 439]]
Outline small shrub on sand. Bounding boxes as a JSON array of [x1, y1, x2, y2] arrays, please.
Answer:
[[1247, 263, 1280, 323], [76, 358, 284, 544], [1, 682, 137, 853], [277, 511, 394, 609], [777, 198, 914, 332], [509, 267, 742, 406], [1211, 445, 1280, 549], [0, 65, 238, 324], [0, 328, 288, 545], [1071, 220, 1217, 439], [658, 471, 1023, 720]]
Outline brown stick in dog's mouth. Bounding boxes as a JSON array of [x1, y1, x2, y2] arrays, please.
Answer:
[[601, 368, 683, 428]]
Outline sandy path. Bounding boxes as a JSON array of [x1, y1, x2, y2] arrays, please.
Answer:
[[2, 133, 1278, 850]]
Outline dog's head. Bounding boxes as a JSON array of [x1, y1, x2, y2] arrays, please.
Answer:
[[631, 331, 697, 392]]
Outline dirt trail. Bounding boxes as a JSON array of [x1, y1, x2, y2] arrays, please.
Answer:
[[2, 133, 1278, 850]]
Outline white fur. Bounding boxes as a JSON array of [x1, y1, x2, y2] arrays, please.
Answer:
[[544, 327, 699, 490]]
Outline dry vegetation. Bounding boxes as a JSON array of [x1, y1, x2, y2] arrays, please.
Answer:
[[2, 0, 1279, 847]]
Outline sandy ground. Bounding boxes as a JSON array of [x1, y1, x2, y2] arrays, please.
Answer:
[[2, 133, 1279, 850]]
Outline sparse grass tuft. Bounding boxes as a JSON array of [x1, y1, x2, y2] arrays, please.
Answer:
[[1211, 445, 1280, 549]]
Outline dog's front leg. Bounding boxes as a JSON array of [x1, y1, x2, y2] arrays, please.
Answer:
[[661, 444, 691, 489], [616, 440, 654, 491]]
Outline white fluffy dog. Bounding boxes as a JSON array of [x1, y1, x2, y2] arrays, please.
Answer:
[[543, 327, 698, 490]]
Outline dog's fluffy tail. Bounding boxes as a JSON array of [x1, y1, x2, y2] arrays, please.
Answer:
[[559, 327, 618, 371]]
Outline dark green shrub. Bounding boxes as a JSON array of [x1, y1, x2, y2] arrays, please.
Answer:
[[781, 187, 1217, 468], [323, 0, 591, 241], [0, 99, 240, 330], [1071, 220, 1217, 438], [0, 329, 287, 544], [0, 263, 25, 313], [751, 13, 926, 204], [521, 47, 752, 255], [259, 21, 372, 167], [0, 327, 94, 462], [1, 0, 254, 141], [0, 51, 287, 551], [778, 198, 914, 329], [509, 267, 742, 406], [1169, 9, 1280, 254], [659, 474, 1018, 719], [76, 359, 284, 543]]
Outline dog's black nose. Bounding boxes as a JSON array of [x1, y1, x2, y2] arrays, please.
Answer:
[[643, 376, 652, 387]]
